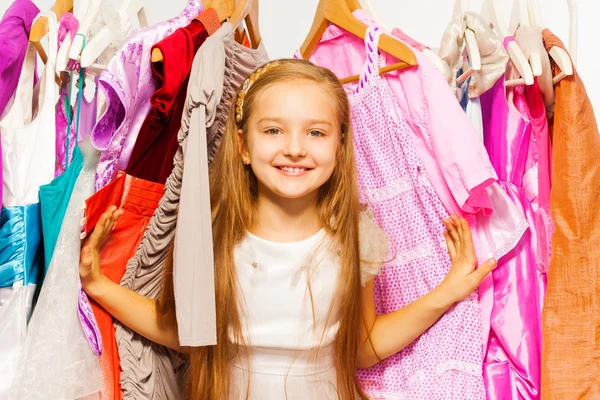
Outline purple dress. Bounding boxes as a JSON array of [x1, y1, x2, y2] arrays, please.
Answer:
[[91, 0, 202, 191], [479, 37, 546, 399], [351, 27, 485, 399], [0, 0, 40, 207]]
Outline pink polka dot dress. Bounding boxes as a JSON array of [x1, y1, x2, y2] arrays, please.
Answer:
[[351, 27, 485, 399]]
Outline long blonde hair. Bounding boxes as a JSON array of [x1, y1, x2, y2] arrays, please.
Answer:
[[161, 58, 366, 399]]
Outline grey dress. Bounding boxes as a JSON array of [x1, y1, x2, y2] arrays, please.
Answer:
[[115, 23, 269, 400]]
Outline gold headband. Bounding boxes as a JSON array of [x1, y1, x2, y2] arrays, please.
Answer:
[[235, 60, 281, 123]]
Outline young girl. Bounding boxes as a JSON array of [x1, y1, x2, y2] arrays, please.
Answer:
[[79, 59, 497, 399]]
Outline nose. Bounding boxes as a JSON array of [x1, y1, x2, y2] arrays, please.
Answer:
[[282, 131, 307, 158]]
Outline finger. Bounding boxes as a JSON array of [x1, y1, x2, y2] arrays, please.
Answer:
[[443, 230, 457, 260], [450, 215, 464, 238], [470, 258, 498, 284], [443, 218, 460, 245], [459, 218, 476, 258], [80, 245, 93, 266]]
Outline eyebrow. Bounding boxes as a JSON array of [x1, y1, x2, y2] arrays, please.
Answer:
[[256, 117, 333, 127]]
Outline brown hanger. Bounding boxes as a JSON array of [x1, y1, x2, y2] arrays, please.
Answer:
[[228, 0, 261, 49], [29, 0, 73, 64], [299, 0, 417, 84], [151, 0, 239, 63]]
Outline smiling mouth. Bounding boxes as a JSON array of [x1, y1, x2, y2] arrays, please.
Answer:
[[275, 166, 312, 176]]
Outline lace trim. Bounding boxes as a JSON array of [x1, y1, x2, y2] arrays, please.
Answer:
[[359, 172, 429, 205], [363, 360, 482, 399], [491, 217, 529, 261]]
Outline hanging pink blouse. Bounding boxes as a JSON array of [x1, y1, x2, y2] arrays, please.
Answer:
[[91, 0, 202, 191]]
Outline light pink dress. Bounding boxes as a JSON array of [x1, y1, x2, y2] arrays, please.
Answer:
[[349, 26, 485, 399], [91, 1, 202, 190]]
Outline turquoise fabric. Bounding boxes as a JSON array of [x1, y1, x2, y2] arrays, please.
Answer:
[[0, 204, 43, 287], [39, 146, 83, 275]]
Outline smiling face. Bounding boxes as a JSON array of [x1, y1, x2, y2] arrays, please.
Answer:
[[239, 79, 342, 204]]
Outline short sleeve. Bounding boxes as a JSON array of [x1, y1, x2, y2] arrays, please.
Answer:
[[359, 207, 390, 286]]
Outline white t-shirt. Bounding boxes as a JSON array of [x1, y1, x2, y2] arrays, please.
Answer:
[[228, 209, 389, 399]]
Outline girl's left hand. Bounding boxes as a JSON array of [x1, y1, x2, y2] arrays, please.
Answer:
[[438, 215, 497, 305]]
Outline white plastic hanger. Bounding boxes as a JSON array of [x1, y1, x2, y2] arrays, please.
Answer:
[[480, 0, 534, 86], [453, 0, 482, 85], [79, 0, 148, 68], [55, 0, 90, 73], [357, 0, 448, 75], [567, 0, 578, 65], [528, 0, 574, 84], [509, 0, 543, 77], [67, 0, 103, 61]]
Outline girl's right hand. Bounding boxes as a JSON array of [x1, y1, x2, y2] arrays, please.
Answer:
[[79, 206, 124, 294]]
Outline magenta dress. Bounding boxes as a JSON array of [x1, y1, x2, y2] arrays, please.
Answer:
[[350, 27, 485, 399], [479, 37, 547, 399]]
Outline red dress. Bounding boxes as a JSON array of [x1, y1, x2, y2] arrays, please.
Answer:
[[126, 10, 220, 183]]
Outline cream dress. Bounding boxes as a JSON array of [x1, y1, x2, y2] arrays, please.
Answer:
[[229, 209, 389, 399]]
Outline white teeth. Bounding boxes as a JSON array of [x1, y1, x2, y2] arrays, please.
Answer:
[[281, 167, 306, 173]]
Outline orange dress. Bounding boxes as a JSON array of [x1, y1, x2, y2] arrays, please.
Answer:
[[83, 172, 164, 400], [541, 29, 600, 400]]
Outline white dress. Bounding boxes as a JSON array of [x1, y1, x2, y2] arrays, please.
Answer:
[[229, 209, 389, 399]]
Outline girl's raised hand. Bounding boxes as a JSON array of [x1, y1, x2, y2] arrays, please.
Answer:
[[79, 206, 124, 292], [439, 215, 497, 304]]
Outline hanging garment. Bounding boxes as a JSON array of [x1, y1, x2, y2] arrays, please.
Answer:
[[390, 27, 429, 52], [9, 140, 102, 400], [0, 204, 42, 398], [81, 173, 164, 400], [0, 12, 58, 208], [229, 209, 389, 399], [438, 12, 509, 98], [303, 13, 526, 397], [479, 38, 547, 400], [0, 0, 40, 208], [115, 22, 268, 400], [125, 10, 220, 184], [540, 30, 600, 400], [91, 0, 202, 191], [350, 27, 485, 399]]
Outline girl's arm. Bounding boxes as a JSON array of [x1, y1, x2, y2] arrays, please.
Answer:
[[356, 215, 497, 369], [80, 207, 181, 351]]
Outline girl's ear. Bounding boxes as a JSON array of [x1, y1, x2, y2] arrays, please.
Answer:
[[237, 129, 250, 164]]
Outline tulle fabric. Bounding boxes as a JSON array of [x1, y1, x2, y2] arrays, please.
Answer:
[[10, 141, 102, 400]]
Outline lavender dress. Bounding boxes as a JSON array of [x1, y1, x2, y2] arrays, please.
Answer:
[[91, 0, 202, 191]]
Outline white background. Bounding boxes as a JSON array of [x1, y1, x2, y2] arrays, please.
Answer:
[[2, 0, 599, 113]]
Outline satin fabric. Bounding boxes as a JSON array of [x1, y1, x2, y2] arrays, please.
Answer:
[[0, 205, 43, 288], [126, 14, 216, 184], [480, 39, 546, 399], [0, 204, 43, 397], [83, 172, 164, 400], [40, 146, 83, 277], [540, 30, 600, 400]]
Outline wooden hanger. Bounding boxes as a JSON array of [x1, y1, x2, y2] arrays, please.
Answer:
[[299, 0, 417, 84], [229, 0, 261, 48], [29, 0, 73, 64], [201, 0, 235, 23], [360, 0, 447, 76], [527, 0, 574, 84], [480, 0, 534, 87]]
